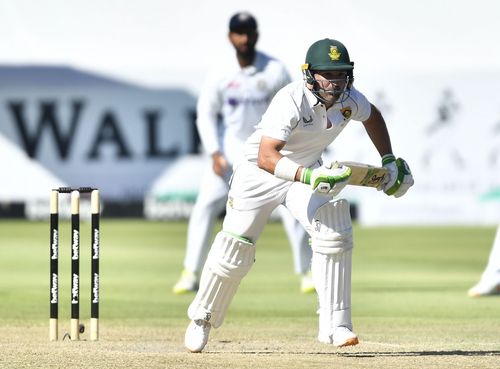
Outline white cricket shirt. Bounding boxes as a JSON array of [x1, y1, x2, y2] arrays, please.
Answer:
[[244, 81, 372, 167], [196, 51, 291, 164]]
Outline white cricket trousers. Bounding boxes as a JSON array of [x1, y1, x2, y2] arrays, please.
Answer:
[[222, 162, 334, 242]]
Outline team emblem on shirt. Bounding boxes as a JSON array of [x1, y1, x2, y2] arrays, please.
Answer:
[[329, 46, 341, 61], [341, 107, 352, 120], [257, 79, 267, 91]]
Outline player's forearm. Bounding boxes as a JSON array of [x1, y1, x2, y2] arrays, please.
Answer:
[[257, 148, 283, 175], [362, 105, 393, 157], [257, 136, 293, 177], [367, 126, 393, 157], [196, 116, 220, 154], [196, 91, 222, 154]]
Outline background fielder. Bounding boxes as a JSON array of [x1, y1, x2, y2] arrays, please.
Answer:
[[173, 12, 313, 295], [184, 38, 414, 352]]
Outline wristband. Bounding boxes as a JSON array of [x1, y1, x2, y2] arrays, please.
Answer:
[[382, 153, 395, 165], [274, 157, 301, 182], [300, 167, 312, 185]]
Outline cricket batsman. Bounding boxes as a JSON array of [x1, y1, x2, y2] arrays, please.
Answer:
[[184, 38, 414, 352]]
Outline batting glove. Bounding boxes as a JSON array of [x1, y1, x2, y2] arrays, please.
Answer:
[[301, 163, 352, 196], [379, 154, 414, 198]]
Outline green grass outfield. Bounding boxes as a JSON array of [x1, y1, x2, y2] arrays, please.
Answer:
[[0, 219, 499, 368]]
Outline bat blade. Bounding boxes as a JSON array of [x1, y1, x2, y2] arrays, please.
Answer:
[[333, 161, 388, 188]]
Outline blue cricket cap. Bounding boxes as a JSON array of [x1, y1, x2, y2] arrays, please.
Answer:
[[229, 12, 257, 32]]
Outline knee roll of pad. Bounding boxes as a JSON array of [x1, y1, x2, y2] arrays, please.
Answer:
[[188, 232, 255, 328], [311, 199, 353, 255]]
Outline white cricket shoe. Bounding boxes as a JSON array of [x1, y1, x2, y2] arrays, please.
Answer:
[[300, 271, 315, 294], [468, 280, 500, 297], [332, 326, 359, 347], [318, 327, 359, 347], [185, 319, 211, 353], [317, 326, 358, 346], [173, 269, 199, 294]]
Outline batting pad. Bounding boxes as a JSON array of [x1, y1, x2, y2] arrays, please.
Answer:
[[188, 232, 255, 328], [311, 199, 353, 336]]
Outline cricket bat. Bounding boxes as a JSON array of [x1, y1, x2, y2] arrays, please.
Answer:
[[332, 161, 388, 188]]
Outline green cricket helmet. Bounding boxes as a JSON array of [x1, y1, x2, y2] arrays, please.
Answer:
[[302, 39, 354, 103], [303, 38, 354, 72]]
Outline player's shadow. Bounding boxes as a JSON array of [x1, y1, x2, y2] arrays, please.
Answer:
[[337, 350, 500, 358], [210, 350, 500, 356]]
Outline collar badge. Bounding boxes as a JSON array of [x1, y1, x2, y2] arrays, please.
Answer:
[[341, 107, 352, 120]]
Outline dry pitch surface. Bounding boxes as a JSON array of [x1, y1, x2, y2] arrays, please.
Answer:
[[1, 324, 499, 369]]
